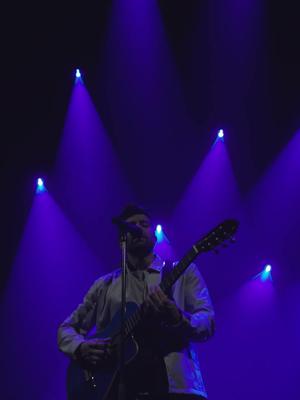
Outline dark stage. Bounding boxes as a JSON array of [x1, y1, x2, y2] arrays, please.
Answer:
[[0, 1, 299, 399]]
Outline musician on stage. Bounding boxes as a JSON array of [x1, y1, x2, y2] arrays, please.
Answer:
[[58, 204, 215, 399]]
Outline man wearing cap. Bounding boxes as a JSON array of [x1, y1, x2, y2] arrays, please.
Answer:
[[58, 205, 215, 400]]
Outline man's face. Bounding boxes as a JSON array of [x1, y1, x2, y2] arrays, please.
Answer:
[[125, 214, 156, 256]]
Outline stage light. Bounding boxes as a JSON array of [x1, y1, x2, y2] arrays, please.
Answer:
[[75, 69, 81, 79], [37, 178, 44, 187], [36, 178, 47, 194], [155, 224, 163, 243], [252, 263, 273, 282], [265, 264, 272, 273], [212, 128, 225, 147], [156, 224, 162, 234], [218, 129, 224, 139], [260, 264, 272, 282]]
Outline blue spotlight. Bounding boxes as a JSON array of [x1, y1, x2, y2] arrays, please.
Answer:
[[265, 264, 272, 273], [75, 68, 81, 79], [218, 129, 224, 139], [155, 224, 163, 243], [36, 178, 47, 194], [213, 128, 225, 146], [37, 178, 43, 187], [261, 264, 272, 282]]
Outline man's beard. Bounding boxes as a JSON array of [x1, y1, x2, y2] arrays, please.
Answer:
[[127, 237, 154, 258]]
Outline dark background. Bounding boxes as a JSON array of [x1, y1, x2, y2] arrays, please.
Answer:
[[1, 2, 300, 400], [1, 0, 300, 285]]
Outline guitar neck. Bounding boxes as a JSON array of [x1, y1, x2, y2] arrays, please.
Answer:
[[159, 246, 201, 294], [123, 246, 201, 338], [122, 218, 238, 338]]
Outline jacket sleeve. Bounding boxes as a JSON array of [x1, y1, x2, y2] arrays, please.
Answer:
[[57, 278, 102, 357], [179, 263, 215, 342]]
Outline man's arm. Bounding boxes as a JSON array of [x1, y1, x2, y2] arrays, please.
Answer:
[[145, 263, 215, 342], [179, 263, 215, 341], [57, 278, 102, 357]]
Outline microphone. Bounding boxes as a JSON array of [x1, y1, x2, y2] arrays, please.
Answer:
[[112, 219, 143, 237]]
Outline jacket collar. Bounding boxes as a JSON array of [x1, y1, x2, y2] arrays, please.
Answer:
[[147, 254, 164, 273]]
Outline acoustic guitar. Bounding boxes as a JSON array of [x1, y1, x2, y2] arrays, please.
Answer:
[[67, 219, 239, 400]]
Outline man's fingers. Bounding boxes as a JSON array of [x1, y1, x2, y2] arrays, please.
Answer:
[[93, 337, 111, 344], [149, 287, 168, 303], [154, 288, 169, 304], [89, 349, 106, 357], [146, 296, 160, 312], [86, 348, 112, 364], [149, 290, 166, 309], [89, 339, 111, 349], [144, 286, 174, 317], [146, 297, 158, 311], [90, 343, 109, 350], [89, 355, 102, 363]]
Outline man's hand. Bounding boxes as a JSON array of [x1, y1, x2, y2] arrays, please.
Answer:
[[77, 338, 112, 365], [143, 286, 183, 326]]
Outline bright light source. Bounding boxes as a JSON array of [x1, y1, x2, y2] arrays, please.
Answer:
[[156, 225, 162, 234], [218, 129, 224, 138], [37, 178, 44, 187], [258, 263, 272, 282], [36, 177, 47, 194], [265, 264, 272, 273], [75, 68, 81, 79], [155, 224, 164, 243]]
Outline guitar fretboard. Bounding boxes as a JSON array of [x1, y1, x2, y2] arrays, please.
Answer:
[[123, 246, 200, 337], [122, 219, 238, 337]]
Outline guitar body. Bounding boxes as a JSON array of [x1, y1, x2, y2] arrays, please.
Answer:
[[67, 302, 139, 400]]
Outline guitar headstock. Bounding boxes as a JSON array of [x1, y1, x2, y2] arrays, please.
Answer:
[[195, 219, 239, 253]]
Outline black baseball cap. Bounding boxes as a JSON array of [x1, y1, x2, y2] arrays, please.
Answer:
[[112, 204, 151, 224]]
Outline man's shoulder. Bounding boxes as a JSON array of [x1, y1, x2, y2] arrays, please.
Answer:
[[94, 268, 122, 287]]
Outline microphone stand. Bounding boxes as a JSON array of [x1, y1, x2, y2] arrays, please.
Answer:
[[118, 230, 128, 400]]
